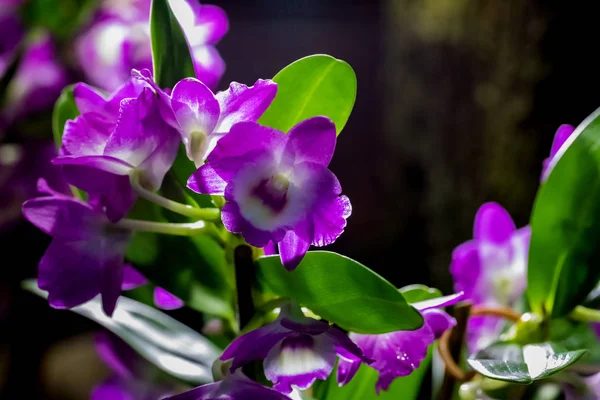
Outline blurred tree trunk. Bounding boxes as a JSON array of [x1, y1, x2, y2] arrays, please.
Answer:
[[381, 0, 547, 291]]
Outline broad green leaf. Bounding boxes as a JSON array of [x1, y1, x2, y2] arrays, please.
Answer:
[[52, 85, 78, 149], [528, 107, 600, 317], [467, 342, 587, 384], [23, 279, 220, 384], [259, 54, 357, 135], [256, 251, 423, 334], [150, 0, 196, 88], [314, 348, 431, 400], [400, 284, 443, 303]]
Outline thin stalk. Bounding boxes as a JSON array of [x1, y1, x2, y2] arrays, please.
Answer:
[[437, 301, 474, 400], [234, 245, 257, 380], [570, 305, 600, 323], [116, 218, 225, 245], [130, 173, 220, 221]]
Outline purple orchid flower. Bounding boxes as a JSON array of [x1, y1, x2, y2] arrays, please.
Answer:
[[77, 0, 227, 92], [563, 373, 600, 400], [188, 117, 351, 271], [164, 370, 291, 400], [54, 74, 180, 222], [155, 76, 277, 167], [219, 303, 369, 393], [541, 124, 576, 180], [338, 293, 463, 393], [93, 331, 176, 399], [122, 265, 184, 310], [3, 32, 68, 121], [0, 10, 22, 81], [450, 202, 531, 353], [22, 179, 130, 316]]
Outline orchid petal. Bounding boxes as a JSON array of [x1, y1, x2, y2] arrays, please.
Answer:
[[264, 333, 336, 393], [154, 287, 184, 310], [221, 321, 290, 371], [214, 79, 277, 134], [285, 116, 336, 167], [171, 78, 220, 135], [337, 357, 360, 386], [121, 265, 148, 290], [22, 196, 102, 240], [474, 202, 516, 244], [278, 224, 310, 271]]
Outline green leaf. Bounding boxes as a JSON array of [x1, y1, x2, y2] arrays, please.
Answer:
[[22, 279, 220, 384], [314, 348, 431, 400], [259, 54, 357, 135], [52, 85, 79, 149], [467, 342, 587, 384], [399, 284, 443, 303], [255, 251, 423, 334], [150, 0, 196, 88], [527, 107, 600, 317]]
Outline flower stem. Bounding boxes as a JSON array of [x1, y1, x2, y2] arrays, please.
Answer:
[[470, 305, 521, 322], [437, 301, 475, 400], [130, 172, 220, 221], [116, 218, 225, 245], [569, 305, 600, 323], [234, 245, 257, 380]]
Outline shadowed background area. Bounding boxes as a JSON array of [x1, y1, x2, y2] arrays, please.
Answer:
[[1, 0, 599, 398]]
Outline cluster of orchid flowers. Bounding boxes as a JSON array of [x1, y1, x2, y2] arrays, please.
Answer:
[[0, 0, 226, 230], [23, 59, 464, 398], [8, 0, 600, 399]]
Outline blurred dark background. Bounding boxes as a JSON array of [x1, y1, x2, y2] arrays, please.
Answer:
[[2, 0, 600, 398]]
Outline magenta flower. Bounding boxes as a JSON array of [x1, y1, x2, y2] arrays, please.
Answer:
[[54, 75, 180, 222], [450, 202, 530, 352], [157, 76, 277, 166], [219, 304, 369, 393], [338, 293, 462, 393], [564, 373, 600, 400], [22, 180, 130, 316], [77, 0, 227, 92], [541, 124, 575, 180], [188, 117, 351, 270], [93, 331, 175, 399], [164, 371, 291, 400], [3, 32, 68, 121], [122, 265, 184, 310]]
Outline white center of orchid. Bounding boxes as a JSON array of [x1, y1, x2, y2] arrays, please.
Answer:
[[264, 334, 331, 383], [232, 158, 314, 232], [189, 130, 209, 167], [479, 234, 528, 306]]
